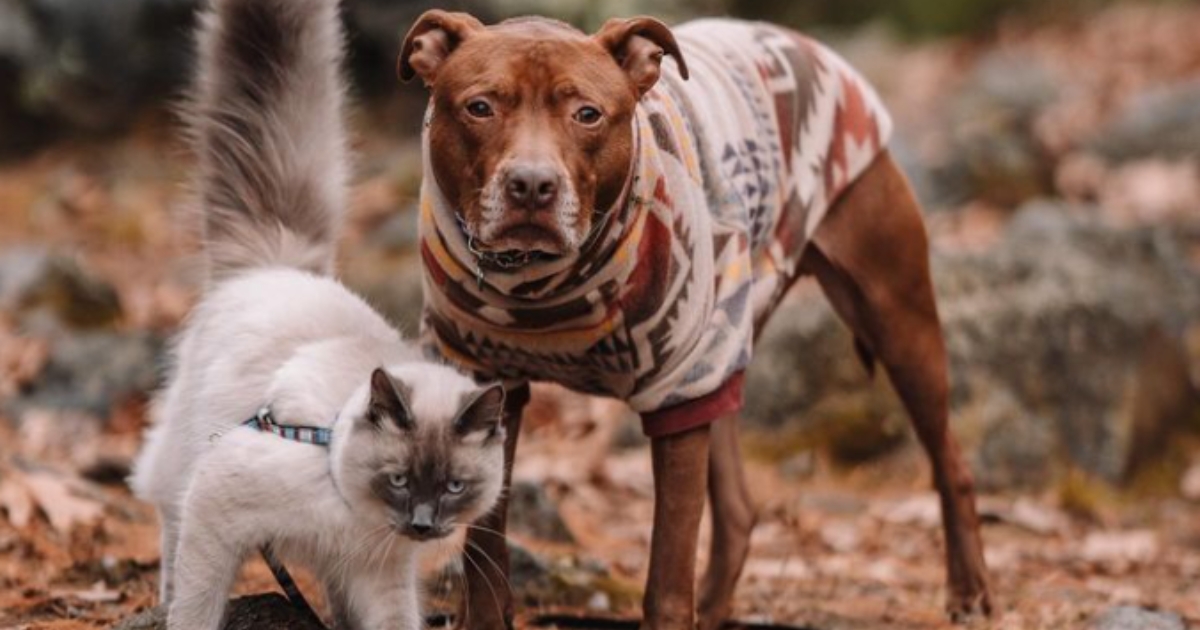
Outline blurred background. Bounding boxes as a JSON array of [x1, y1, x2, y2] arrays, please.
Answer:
[[1, 0, 1199, 628]]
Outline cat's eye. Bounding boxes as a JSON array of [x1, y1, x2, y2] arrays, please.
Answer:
[[446, 480, 466, 495], [389, 473, 408, 489], [465, 99, 493, 119], [573, 105, 603, 126]]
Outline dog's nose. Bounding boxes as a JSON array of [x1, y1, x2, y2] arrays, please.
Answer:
[[504, 165, 559, 210]]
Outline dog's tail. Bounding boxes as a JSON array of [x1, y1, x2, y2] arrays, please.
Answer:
[[187, 0, 347, 279]]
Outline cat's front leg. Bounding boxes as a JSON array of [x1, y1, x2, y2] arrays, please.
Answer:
[[166, 471, 247, 630], [346, 567, 421, 630], [167, 527, 243, 630]]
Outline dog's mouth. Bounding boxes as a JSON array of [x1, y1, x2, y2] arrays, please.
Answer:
[[471, 225, 569, 270], [479, 249, 562, 270]]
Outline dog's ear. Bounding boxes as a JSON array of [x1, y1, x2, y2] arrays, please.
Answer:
[[398, 10, 484, 85], [593, 16, 689, 96]]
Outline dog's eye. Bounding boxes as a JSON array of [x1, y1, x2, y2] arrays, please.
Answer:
[[446, 480, 466, 495], [389, 473, 408, 489], [465, 99, 493, 119], [574, 106, 603, 125]]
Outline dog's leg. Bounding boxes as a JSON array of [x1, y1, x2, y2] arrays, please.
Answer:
[[802, 151, 992, 620], [697, 413, 756, 630], [459, 383, 530, 630], [644, 424, 711, 630]]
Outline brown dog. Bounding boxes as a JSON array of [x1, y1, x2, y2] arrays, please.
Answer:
[[399, 11, 992, 630]]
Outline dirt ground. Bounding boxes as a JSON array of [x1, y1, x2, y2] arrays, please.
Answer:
[[3, 398, 1200, 630], [3, 3, 1200, 629]]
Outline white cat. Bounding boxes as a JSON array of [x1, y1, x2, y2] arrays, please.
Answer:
[[128, 1, 507, 629]]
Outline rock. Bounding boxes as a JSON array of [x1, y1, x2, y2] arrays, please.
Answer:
[[0, 2, 55, 157], [6, 332, 164, 419], [1090, 81, 1200, 163], [1092, 605, 1186, 630], [506, 481, 575, 544], [112, 593, 327, 630], [427, 539, 636, 611], [745, 202, 1200, 487], [965, 385, 1056, 490], [930, 51, 1058, 209], [1, 0, 198, 138], [507, 538, 552, 592], [940, 204, 1199, 483], [509, 541, 638, 610], [0, 248, 122, 332]]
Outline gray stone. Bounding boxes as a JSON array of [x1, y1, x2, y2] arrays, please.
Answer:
[[428, 539, 636, 611], [0, 247, 122, 332], [2, 0, 197, 136], [928, 51, 1058, 209], [507, 481, 575, 543], [1093, 606, 1186, 630], [7, 331, 164, 418], [966, 386, 1055, 490], [508, 540, 637, 610], [745, 202, 1200, 486], [1090, 81, 1200, 162]]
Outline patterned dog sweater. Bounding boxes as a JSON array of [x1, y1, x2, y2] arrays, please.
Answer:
[[419, 19, 892, 436]]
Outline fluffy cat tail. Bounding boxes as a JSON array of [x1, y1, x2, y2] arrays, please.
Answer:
[[187, 0, 348, 279]]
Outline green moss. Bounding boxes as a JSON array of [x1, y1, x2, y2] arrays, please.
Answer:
[[1056, 468, 1117, 521]]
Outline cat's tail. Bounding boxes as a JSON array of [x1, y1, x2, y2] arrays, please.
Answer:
[[187, 0, 347, 279]]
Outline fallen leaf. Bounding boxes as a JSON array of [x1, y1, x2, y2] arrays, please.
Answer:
[[1005, 498, 1071, 535], [874, 493, 940, 528], [0, 474, 36, 528], [52, 580, 123, 604], [1082, 530, 1159, 564], [12, 467, 105, 534]]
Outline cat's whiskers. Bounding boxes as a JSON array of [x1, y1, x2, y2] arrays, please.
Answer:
[[330, 523, 391, 582], [463, 538, 516, 597], [378, 529, 401, 576], [456, 522, 509, 541], [364, 526, 396, 576], [459, 543, 505, 624], [425, 521, 475, 628]]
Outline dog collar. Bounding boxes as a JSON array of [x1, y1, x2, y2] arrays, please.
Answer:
[[242, 406, 333, 446]]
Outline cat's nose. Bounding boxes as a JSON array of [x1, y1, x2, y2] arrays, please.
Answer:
[[411, 504, 435, 534]]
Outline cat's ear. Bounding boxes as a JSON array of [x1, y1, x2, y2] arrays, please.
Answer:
[[369, 368, 413, 431], [454, 383, 505, 438]]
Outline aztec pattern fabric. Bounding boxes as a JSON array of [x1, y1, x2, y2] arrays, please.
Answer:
[[419, 19, 893, 436]]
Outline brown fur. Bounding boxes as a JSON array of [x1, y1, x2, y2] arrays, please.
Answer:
[[402, 11, 683, 257], [400, 12, 992, 630]]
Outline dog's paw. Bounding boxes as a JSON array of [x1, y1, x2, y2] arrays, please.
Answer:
[[946, 588, 993, 624]]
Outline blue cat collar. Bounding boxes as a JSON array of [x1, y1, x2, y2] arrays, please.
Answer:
[[243, 406, 333, 447]]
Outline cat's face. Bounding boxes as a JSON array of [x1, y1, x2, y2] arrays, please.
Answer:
[[332, 365, 506, 542]]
